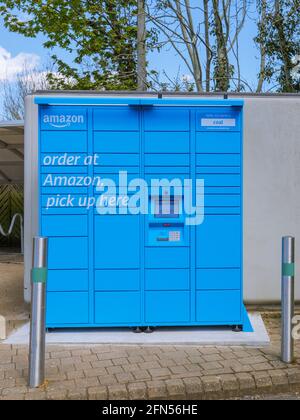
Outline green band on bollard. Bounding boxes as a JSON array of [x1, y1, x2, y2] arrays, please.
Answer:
[[32, 267, 48, 284], [282, 263, 295, 277]]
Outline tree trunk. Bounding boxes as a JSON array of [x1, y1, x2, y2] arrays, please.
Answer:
[[204, 0, 212, 92], [256, 0, 267, 93], [274, 0, 294, 92], [137, 0, 147, 91], [212, 0, 230, 92]]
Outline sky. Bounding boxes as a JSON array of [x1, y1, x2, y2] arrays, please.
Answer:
[[0, 4, 261, 120]]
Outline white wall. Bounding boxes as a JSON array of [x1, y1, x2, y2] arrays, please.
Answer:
[[243, 97, 300, 302]]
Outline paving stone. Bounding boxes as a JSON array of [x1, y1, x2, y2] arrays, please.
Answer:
[[286, 368, 300, 385], [132, 369, 151, 381], [66, 370, 85, 380], [149, 368, 171, 379], [88, 386, 108, 400], [147, 380, 167, 400], [268, 369, 289, 386], [25, 391, 47, 400], [199, 348, 219, 355], [165, 379, 186, 399], [2, 386, 28, 396], [159, 359, 181, 368], [116, 372, 135, 384], [75, 377, 100, 388], [84, 368, 107, 378], [67, 389, 87, 400], [106, 365, 124, 375], [50, 351, 72, 359], [139, 361, 161, 370], [99, 375, 117, 386], [0, 378, 16, 389], [4, 369, 23, 379], [252, 362, 274, 371], [47, 390, 68, 400], [128, 382, 147, 400], [201, 361, 223, 371], [235, 373, 256, 392], [239, 356, 267, 365], [91, 360, 113, 369], [202, 376, 222, 396], [71, 349, 92, 357], [108, 384, 128, 400], [252, 372, 273, 391], [203, 354, 224, 363], [219, 374, 239, 393], [183, 377, 203, 399], [122, 363, 139, 373]]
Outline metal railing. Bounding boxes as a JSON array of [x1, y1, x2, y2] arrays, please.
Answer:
[[0, 213, 24, 254]]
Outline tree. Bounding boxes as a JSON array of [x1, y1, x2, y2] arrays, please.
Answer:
[[148, 0, 249, 92], [1, 65, 51, 120], [137, 0, 148, 91], [256, 0, 300, 92], [0, 0, 141, 90]]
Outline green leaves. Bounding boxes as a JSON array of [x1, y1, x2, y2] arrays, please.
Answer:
[[0, 0, 140, 90], [256, 0, 300, 92]]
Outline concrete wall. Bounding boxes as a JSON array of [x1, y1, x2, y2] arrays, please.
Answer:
[[243, 97, 300, 302]]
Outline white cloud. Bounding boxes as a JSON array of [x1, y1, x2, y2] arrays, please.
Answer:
[[0, 46, 40, 81]]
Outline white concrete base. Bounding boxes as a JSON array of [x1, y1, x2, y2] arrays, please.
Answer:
[[4, 313, 270, 347], [0, 315, 6, 340]]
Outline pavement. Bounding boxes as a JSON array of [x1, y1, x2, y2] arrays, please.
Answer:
[[0, 262, 300, 400]]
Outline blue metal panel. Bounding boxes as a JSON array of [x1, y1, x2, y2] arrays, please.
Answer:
[[145, 132, 190, 154], [196, 269, 241, 290], [93, 108, 139, 131], [47, 292, 89, 324], [95, 270, 140, 291], [145, 269, 190, 291], [94, 132, 140, 153], [196, 132, 241, 154], [48, 237, 88, 269], [94, 215, 140, 269], [95, 292, 141, 324], [47, 270, 89, 292], [37, 98, 250, 330], [42, 215, 88, 237], [197, 154, 240, 167], [145, 248, 190, 269], [196, 215, 241, 268], [196, 290, 241, 323], [41, 132, 87, 153], [144, 108, 190, 131], [145, 291, 190, 323], [145, 154, 189, 167], [199, 174, 241, 187]]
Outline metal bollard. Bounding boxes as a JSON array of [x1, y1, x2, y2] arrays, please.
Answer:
[[281, 237, 295, 364], [28, 237, 48, 388]]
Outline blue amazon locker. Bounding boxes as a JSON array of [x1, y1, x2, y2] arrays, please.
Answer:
[[34, 96, 252, 331]]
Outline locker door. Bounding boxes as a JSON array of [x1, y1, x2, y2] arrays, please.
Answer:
[[40, 106, 90, 326], [144, 107, 191, 324], [93, 106, 141, 325]]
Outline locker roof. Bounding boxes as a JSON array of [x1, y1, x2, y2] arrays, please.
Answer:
[[34, 96, 244, 107]]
